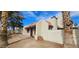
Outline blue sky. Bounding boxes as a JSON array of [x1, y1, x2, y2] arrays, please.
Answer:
[[22, 11, 79, 26]]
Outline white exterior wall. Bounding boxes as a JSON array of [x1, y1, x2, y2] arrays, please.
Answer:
[[35, 20, 47, 40], [36, 20, 63, 44], [22, 27, 30, 37], [44, 30, 63, 44], [48, 18, 57, 30], [57, 12, 63, 28], [73, 29, 79, 47], [73, 29, 77, 45]]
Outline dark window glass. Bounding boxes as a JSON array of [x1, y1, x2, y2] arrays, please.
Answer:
[[27, 28, 29, 33], [48, 25, 53, 30]]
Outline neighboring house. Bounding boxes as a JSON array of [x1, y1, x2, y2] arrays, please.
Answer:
[[22, 16, 64, 44]]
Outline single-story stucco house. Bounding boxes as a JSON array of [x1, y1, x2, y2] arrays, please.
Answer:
[[22, 16, 64, 44], [22, 13, 79, 47]]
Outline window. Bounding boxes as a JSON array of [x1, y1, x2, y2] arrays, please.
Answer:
[[48, 25, 53, 30], [27, 28, 30, 33]]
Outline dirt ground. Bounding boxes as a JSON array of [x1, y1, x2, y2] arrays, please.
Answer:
[[7, 34, 63, 48]]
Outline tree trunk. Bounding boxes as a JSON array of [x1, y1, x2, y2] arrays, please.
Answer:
[[0, 11, 8, 48], [62, 11, 76, 48], [12, 26, 15, 34]]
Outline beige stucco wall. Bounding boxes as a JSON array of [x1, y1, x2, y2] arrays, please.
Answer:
[[48, 18, 57, 30], [73, 29, 77, 45], [36, 20, 63, 44], [35, 20, 47, 40], [56, 12, 63, 28], [22, 27, 30, 37], [43, 30, 63, 44], [73, 29, 79, 47]]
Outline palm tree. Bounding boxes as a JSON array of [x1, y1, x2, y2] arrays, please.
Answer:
[[0, 11, 24, 47], [0, 11, 8, 47], [62, 11, 76, 47]]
